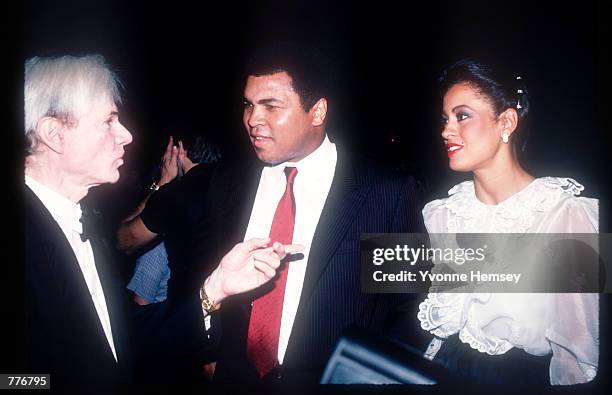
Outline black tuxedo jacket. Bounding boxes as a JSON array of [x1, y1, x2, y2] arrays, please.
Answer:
[[23, 187, 132, 390], [188, 147, 431, 384]]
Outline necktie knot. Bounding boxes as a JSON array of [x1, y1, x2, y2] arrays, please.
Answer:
[[284, 166, 298, 185]]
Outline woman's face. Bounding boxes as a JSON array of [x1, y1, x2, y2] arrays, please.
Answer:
[[441, 83, 504, 172]]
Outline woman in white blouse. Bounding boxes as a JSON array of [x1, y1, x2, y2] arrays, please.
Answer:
[[416, 59, 598, 385]]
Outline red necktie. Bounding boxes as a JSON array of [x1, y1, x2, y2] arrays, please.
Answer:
[[247, 166, 298, 378]]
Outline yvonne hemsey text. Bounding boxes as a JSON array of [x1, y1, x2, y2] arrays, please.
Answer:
[[373, 270, 522, 284]]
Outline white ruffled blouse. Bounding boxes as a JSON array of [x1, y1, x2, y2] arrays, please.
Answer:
[[417, 177, 599, 385]]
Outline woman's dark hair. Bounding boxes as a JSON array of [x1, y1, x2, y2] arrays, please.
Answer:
[[438, 59, 530, 163]]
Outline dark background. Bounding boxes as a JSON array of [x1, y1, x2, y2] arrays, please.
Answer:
[[20, 0, 610, 221], [9, 0, 611, 391]]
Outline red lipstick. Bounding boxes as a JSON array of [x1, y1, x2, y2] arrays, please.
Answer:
[[446, 142, 464, 156]]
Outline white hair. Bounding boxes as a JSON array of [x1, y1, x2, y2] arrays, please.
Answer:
[[24, 54, 122, 154]]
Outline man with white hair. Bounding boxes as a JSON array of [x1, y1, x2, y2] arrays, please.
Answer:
[[24, 54, 133, 389], [23, 54, 301, 389]]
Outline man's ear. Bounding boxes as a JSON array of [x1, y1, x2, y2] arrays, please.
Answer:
[[36, 117, 65, 154], [310, 98, 328, 127], [498, 108, 519, 137]]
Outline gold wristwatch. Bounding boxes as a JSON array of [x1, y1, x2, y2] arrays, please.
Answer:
[[200, 284, 220, 313]]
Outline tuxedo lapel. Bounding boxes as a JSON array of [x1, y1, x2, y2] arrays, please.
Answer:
[[25, 186, 122, 385], [88, 230, 126, 362], [25, 188, 118, 363], [26, 187, 99, 310]]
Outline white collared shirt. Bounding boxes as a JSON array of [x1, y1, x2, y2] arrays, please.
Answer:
[[25, 176, 118, 362], [243, 135, 337, 363]]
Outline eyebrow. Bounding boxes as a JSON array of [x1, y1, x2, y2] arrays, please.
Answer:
[[441, 105, 473, 117], [243, 97, 283, 105], [108, 111, 119, 118], [451, 104, 473, 112]]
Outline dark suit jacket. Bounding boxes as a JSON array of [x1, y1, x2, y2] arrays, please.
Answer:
[[188, 146, 430, 384], [24, 187, 132, 390]]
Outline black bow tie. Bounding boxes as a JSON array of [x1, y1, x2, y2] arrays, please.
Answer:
[[79, 207, 99, 242], [79, 216, 91, 242]]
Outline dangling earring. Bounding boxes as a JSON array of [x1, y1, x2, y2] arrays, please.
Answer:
[[501, 133, 509, 144]]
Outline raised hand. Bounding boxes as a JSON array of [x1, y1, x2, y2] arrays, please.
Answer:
[[177, 140, 197, 174], [158, 135, 179, 186]]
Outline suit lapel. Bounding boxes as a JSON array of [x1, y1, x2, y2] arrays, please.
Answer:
[[292, 150, 369, 325], [224, 161, 264, 245], [215, 162, 264, 317]]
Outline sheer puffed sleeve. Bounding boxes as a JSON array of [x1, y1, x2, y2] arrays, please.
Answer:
[[541, 188, 599, 384], [422, 198, 447, 234], [539, 195, 598, 233]]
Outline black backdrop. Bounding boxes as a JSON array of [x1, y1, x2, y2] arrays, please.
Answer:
[[9, 0, 611, 392], [21, 0, 610, 219]]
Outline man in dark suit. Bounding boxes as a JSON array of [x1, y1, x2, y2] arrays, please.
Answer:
[[23, 55, 134, 390], [23, 54, 300, 390], [190, 43, 430, 384]]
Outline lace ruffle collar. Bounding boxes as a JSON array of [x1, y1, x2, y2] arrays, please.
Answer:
[[443, 177, 584, 233]]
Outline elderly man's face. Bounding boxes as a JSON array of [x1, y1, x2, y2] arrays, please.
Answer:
[[242, 71, 323, 165], [62, 96, 132, 186]]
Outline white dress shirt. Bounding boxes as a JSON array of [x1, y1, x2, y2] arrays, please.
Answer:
[[25, 176, 118, 362], [243, 135, 337, 363]]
